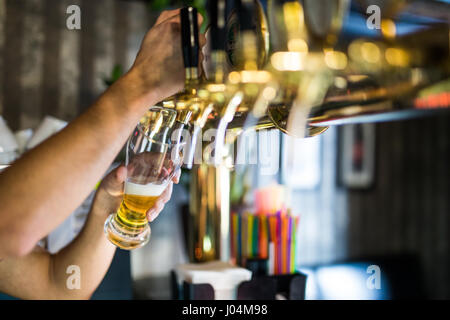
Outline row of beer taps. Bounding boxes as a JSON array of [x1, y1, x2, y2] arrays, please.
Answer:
[[153, 0, 450, 168]]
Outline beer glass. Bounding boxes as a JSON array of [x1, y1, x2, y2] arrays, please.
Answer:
[[104, 107, 183, 250]]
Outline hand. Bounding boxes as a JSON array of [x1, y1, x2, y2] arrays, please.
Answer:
[[91, 165, 181, 222], [128, 9, 205, 104], [91, 166, 127, 217], [147, 169, 181, 222]]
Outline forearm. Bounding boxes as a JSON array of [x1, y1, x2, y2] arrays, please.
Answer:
[[0, 211, 117, 299], [49, 209, 117, 300], [0, 70, 158, 257]]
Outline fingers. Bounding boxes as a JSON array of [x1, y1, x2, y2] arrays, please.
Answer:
[[147, 201, 164, 222], [160, 182, 174, 204], [155, 9, 181, 26], [146, 182, 174, 222], [172, 169, 181, 184], [199, 32, 207, 47], [197, 13, 204, 26], [155, 10, 203, 30], [198, 33, 207, 76], [115, 166, 127, 183], [99, 165, 127, 197]]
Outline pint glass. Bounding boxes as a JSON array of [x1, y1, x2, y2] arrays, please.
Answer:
[[104, 107, 183, 250]]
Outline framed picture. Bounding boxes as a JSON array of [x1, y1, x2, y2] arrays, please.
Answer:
[[338, 123, 376, 189]]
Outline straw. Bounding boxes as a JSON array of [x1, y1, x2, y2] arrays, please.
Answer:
[[259, 215, 268, 259], [291, 216, 299, 273], [282, 216, 289, 274], [237, 213, 242, 265], [253, 215, 259, 257], [241, 213, 248, 263], [247, 214, 253, 258], [287, 216, 292, 274], [268, 215, 277, 274], [268, 242, 275, 275], [231, 212, 238, 263], [276, 211, 282, 274], [231, 212, 235, 262], [234, 184, 300, 274]]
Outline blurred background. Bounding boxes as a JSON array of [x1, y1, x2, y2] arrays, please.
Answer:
[[0, 0, 449, 299]]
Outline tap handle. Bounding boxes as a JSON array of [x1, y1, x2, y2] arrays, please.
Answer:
[[181, 7, 200, 69], [236, 0, 254, 31], [209, 0, 228, 51]]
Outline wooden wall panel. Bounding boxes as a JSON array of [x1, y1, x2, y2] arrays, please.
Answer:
[[59, 0, 81, 121], [125, 2, 154, 72], [0, 0, 5, 115], [41, 0, 61, 119], [0, 0, 153, 127], [435, 116, 449, 298], [3, 0, 24, 130], [114, 0, 129, 70], [92, 0, 114, 97], [293, 115, 450, 299], [20, 0, 45, 129], [344, 116, 450, 299], [78, 0, 97, 113]]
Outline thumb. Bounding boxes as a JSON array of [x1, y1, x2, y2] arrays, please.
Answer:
[[115, 166, 127, 184], [101, 165, 127, 196]]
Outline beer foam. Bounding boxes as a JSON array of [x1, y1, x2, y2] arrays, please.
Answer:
[[124, 181, 167, 197]]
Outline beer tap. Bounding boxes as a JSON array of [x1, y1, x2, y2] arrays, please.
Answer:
[[184, 0, 450, 265], [265, 0, 350, 138], [163, 6, 205, 169], [308, 0, 450, 127], [175, 4, 236, 169], [143, 6, 200, 150], [263, 0, 449, 131], [184, 0, 231, 168], [184, 0, 265, 167], [178, 0, 449, 155], [209, 0, 279, 166]]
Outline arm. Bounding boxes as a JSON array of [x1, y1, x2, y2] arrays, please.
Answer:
[[0, 10, 200, 258], [0, 165, 179, 299]]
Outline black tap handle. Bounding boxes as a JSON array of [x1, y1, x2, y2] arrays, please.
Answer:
[[236, 0, 254, 32], [181, 7, 199, 69], [209, 0, 228, 51]]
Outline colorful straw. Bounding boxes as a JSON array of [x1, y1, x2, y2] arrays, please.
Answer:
[[230, 184, 300, 275]]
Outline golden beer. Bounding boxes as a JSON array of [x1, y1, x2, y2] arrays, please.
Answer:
[[114, 182, 166, 228], [116, 195, 158, 227], [106, 180, 168, 249]]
